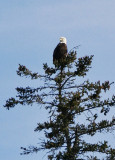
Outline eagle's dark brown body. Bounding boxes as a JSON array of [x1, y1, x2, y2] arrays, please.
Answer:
[[53, 43, 68, 64]]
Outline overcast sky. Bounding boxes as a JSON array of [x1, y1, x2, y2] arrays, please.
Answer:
[[0, 0, 115, 160]]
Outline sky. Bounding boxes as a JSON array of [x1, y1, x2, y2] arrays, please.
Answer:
[[0, 0, 115, 159]]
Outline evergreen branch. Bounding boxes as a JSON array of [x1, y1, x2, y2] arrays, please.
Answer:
[[16, 87, 58, 97], [81, 141, 110, 154], [68, 45, 81, 53], [17, 64, 40, 79], [20, 146, 42, 155], [4, 96, 54, 109], [81, 96, 115, 115], [74, 119, 115, 137], [61, 74, 76, 89], [17, 64, 55, 81], [4, 97, 21, 110], [74, 55, 94, 77]]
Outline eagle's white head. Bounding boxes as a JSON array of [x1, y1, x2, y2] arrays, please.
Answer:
[[60, 37, 67, 44]]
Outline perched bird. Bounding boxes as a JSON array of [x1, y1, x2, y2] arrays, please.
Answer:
[[53, 37, 68, 64]]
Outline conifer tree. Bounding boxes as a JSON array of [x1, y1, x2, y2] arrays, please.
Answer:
[[4, 50, 115, 160]]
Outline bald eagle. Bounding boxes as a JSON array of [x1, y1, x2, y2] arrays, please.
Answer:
[[53, 37, 68, 64]]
